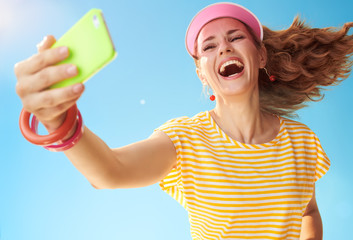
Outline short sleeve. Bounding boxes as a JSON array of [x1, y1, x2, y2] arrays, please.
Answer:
[[154, 118, 189, 208], [313, 134, 331, 182]]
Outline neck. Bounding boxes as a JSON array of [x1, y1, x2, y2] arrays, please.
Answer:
[[211, 92, 278, 144]]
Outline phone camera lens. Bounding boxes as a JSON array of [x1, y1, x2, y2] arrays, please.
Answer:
[[93, 15, 100, 28]]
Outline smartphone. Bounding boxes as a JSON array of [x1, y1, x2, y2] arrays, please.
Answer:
[[50, 9, 117, 89]]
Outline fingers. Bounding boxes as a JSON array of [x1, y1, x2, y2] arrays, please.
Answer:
[[22, 83, 85, 116], [17, 46, 70, 76], [15, 35, 77, 96], [36, 99, 80, 123], [14, 35, 69, 78], [37, 35, 56, 53], [16, 64, 78, 96], [14, 46, 70, 81], [34, 98, 81, 131], [22, 84, 84, 128]]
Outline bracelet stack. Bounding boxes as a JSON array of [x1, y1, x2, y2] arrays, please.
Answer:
[[19, 104, 84, 152]]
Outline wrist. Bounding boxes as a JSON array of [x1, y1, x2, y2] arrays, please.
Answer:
[[20, 105, 78, 146], [43, 110, 84, 152], [19, 104, 84, 151], [58, 120, 78, 143]]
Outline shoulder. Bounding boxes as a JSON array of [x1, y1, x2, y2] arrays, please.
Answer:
[[157, 111, 208, 131], [154, 111, 210, 148], [280, 117, 328, 163], [280, 116, 316, 137]]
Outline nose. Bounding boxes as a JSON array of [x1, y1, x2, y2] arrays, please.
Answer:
[[219, 40, 233, 56]]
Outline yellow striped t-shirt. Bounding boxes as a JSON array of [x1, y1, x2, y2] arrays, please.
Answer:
[[156, 111, 330, 240]]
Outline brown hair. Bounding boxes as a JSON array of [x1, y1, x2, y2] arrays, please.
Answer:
[[194, 17, 353, 118], [260, 17, 353, 117]]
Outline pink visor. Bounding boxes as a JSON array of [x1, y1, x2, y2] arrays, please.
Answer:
[[186, 3, 263, 57]]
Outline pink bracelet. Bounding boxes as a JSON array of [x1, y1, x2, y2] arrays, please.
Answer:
[[30, 110, 84, 152], [20, 105, 78, 146]]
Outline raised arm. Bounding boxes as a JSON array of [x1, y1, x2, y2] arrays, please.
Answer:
[[65, 129, 176, 189], [15, 35, 177, 189]]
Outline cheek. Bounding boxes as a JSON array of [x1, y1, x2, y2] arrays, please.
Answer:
[[200, 57, 208, 67], [200, 57, 215, 76], [248, 47, 263, 67]]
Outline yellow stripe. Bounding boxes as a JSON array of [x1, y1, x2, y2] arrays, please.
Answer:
[[187, 193, 311, 202], [182, 175, 314, 185], [184, 187, 313, 196], [166, 131, 317, 148], [188, 206, 303, 218], [190, 211, 303, 222]]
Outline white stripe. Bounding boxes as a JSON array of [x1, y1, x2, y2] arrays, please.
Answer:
[[191, 216, 302, 230], [189, 206, 304, 219], [183, 184, 313, 192], [181, 146, 317, 158], [186, 198, 307, 210], [182, 159, 316, 173], [187, 195, 308, 205], [188, 204, 304, 217], [178, 141, 318, 156], [183, 189, 310, 200], [181, 166, 314, 177]]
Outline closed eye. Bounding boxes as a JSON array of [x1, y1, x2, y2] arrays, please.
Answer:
[[203, 45, 215, 52], [230, 36, 244, 42]]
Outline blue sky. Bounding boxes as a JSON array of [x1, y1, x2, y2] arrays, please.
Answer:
[[0, 0, 352, 239]]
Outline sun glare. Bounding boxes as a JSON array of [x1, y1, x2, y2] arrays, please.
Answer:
[[0, 1, 17, 35]]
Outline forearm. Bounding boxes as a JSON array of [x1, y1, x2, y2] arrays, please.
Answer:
[[64, 126, 121, 189], [300, 209, 323, 240]]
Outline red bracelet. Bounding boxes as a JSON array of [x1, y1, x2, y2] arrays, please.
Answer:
[[19, 105, 78, 146], [30, 110, 84, 152]]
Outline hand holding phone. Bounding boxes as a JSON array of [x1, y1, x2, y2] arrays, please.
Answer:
[[50, 9, 117, 88], [16, 8, 117, 147]]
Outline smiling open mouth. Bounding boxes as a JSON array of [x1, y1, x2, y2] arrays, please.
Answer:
[[219, 59, 244, 77]]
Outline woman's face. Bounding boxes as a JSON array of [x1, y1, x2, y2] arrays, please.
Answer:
[[196, 18, 266, 100]]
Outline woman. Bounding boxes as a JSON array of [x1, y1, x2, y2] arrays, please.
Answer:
[[14, 2, 353, 240]]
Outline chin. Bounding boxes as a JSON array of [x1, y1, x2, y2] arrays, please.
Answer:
[[220, 82, 250, 95]]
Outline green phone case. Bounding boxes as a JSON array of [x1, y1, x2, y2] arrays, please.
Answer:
[[50, 9, 117, 89]]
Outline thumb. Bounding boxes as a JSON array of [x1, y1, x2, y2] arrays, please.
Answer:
[[36, 35, 57, 53]]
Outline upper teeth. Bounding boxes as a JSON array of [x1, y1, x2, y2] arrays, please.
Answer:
[[220, 60, 244, 73]]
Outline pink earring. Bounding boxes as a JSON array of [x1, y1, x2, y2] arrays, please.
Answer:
[[263, 68, 276, 82]]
